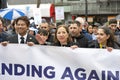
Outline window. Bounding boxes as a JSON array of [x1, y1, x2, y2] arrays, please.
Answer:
[[68, 0, 80, 1]]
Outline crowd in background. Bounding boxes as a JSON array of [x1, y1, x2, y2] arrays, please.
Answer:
[[0, 16, 120, 51]]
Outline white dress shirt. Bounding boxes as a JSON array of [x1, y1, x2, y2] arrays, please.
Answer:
[[18, 33, 27, 44]]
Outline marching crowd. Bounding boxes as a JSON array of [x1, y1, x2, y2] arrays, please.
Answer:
[[0, 16, 120, 52]]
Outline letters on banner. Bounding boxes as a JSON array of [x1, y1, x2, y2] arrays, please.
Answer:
[[0, 44, 120, 80]]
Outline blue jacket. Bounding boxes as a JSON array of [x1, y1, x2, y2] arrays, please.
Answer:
[[82, 29, 93, 41]]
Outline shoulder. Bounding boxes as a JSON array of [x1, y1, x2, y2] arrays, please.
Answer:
[[27, 34, 38, 44], [27, 34, 37, 40], [78, 34, 88, 40], [7, 34, 17, 39], [53, 42, 60, 46], [88, 40, 99, 48], [7, 34, 18, 43], [113, 41, 120, 49], [1, 31, 9, 36]]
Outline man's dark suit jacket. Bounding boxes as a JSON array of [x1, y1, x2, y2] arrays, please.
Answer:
[[7, 34, 38, 44], [0, 32, 8, 42]]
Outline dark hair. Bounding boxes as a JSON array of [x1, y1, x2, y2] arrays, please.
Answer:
[[29, 17, 34, 20], [92, 22, 101, 28], [87, 25, 93, 34], [11, 19, 17, 31], [72, 21, 81, 27], [66, 20, 73, 27], [99, 26, 115, 47], [54, 25, 72, 43], [16, 16, 30, 27], [109, 19, 117, 25], [0, 17, 4, 24], [40, 22, 50, 27], [38, 29, 49, 36]]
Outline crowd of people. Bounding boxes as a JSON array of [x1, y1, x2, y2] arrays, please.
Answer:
[[0, 16, 120, 52]]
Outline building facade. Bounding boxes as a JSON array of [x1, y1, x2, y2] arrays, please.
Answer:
[[8, 0, 120, 23], [69, 0, 120, 24]]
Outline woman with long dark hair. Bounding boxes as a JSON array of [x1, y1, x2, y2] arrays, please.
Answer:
[[88, 26, 120, 51]]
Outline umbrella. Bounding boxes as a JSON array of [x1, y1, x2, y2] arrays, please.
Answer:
[[0, 8, 26, 20], [116, 14, 120, 20]]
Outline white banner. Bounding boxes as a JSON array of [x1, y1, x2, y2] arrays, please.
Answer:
[[0, 44, 120, 80]]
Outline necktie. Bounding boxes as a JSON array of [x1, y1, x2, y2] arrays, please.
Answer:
[[20, 37, 24, 44]]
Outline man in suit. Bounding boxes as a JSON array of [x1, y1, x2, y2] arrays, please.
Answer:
[[7, 16, 38, 44]]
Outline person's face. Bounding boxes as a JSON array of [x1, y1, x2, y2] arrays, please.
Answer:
[[118, 22, 120, 29], [57, 27, 69, 44], [69, 23, 82, 37], [96, 29, 110, 45], [109, 23, 117, 32], [16, 20, 28, 36], [84, 22, 88, 30], [88, 25, 93, 34], [118, 24, 120, 29], [40, 23, 49, 31], [39, 33, 48, 42], [92, 27, 98, 34]]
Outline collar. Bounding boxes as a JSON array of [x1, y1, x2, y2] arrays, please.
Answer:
[[18, 33, 28, 44], [99, 43, 106, 49]]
